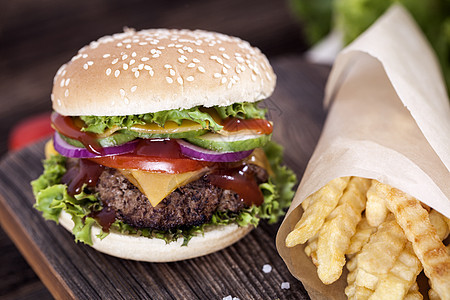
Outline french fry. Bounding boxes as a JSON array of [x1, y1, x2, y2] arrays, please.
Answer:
[[316, 177, 371, 284], [404, 282, 423, 300], [369, 243, 422, 300], [366, 180, 389, 227], [286, 177, 350, 247], [347, 216, 377, 255], [304, 234, 318, 266], [429, 209, 450, 241], [345, 215, 407, 298], [428, 245, 450, 300], [383, 186, 450, 300]]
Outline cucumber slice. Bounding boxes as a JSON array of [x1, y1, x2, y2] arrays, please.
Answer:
[[59, 132, 136, 148], [122, 128, 208, 139], [185, 133, 272, 152]]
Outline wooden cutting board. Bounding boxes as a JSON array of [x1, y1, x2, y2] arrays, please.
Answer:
[[0, 57, 329, 300]]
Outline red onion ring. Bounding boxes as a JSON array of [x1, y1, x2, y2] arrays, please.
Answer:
[[177, 139, 253, 162], [53, 133, 138, 158]]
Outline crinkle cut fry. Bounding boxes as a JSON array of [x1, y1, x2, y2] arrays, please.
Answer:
[[383, 185, 450, 300], [369, 243, 422, 300], [285, 177, 350, 247], [316, 177, 371, 284], [346, 216, 376, 255], [428, 245, 450, 300], [366, 180, 389, 227], [404, 282, 423, 300], [345, 215, 407, 299], [429, 209, 450, 241]]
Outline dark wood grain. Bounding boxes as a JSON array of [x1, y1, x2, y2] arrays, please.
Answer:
[[0, 57, 329, 299]]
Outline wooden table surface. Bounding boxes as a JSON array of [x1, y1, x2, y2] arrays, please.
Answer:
[[0, 1, 326, 299]]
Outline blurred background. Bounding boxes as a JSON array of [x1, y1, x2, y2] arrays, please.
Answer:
[[0, 0, 448, 298]]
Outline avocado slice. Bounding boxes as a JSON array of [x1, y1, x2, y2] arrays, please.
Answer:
[[59, 132, 136, 148], [122, 128, 208, 139], [185, 133, 272, 152]]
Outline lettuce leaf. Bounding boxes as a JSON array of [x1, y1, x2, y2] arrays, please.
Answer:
[[31, 141, 296, 246], [79, 102, 267, 134]]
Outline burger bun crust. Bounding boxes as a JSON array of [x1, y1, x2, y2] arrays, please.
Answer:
[[52, 28, 276, 116], [59, 210, 253, 262]]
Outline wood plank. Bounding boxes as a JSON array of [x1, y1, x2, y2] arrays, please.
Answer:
[[0, 57, 329, 299]]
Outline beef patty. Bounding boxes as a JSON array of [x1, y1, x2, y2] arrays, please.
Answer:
[[94, 165, 268, 231]]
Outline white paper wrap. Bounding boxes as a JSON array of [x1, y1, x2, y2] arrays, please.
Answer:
[[277, 5, 450, 299]]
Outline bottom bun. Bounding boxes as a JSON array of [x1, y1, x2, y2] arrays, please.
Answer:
[[59, 210, 254, 262]]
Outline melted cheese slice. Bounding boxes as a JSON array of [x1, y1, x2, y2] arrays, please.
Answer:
[[120, 169, 205, 207]]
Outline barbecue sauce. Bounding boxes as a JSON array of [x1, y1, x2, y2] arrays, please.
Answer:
[[51, 112, 104, 155], [222, 117, 273, 135], [61, 159, 105, 196], [206, 164, 264, 207], [89, 207, 117, 232]]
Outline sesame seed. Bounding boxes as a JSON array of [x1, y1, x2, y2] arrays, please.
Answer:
[[144, 65, 151, 70], [210, 55, 218, 60], [178, 57, 186, 63], [149, 70, 154, 76], [126, 44, 131, 49], [236, 56, 245, 63], [187, 63, 195, 68], [223, 53, 230, 59], [106, 68, 112, 76], [82, 54, 88, 58], [251, 74, 256, 81], [61, 70, 67, 76], [134, 71, 140, 78], [122, 54, 128, 60], [120, 88, 126, 97], [219, 47, 225, 51], [193, 58, 200, 63], [196, 49, 205, 53], [178, 49, 184, 54], [169, 69, 176, 76], [139, 42, 148, 46], [177, 77, 183, 85], [221, 77, 227, 84], [112, 58, 119, 64], [232, 75, 240, 81], [216, 57, 224, 65], [138, 64, 144, 70], [130, 59, 136, 65], [214, 73, 221, 78], [65, 78, 70, 86], [60, 79, 65, 87], [152, 54, 160, 58], [168, 43, 175, 47], [123, 63, 129, 70], [175, 44, 182, 48], [83, 64, 88, 70], [222, 67, 228, 74], [227, 81, 232, 89], [132, 52, 137, 57], [141, 57, 149, 62], [164, 64, 172, 69], [281, 282, 290, 290], [124, 97, 130, 104], [157, 46, 165, 50], [57, 99, 62, 106], [198, 66, 205, 73], [65, 89, 69, 97], [166, 77, 173, 83], [116, 42, 123, 47], [115, 70, 120, 77], [186, 76, 194, 82], [103, 54, 111, 58], [131, 86, 137, 93]]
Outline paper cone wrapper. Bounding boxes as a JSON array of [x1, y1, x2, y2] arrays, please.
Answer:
[[276, 4, 450, 299]]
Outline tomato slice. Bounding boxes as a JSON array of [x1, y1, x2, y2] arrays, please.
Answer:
[[88, 139, 212, 173]]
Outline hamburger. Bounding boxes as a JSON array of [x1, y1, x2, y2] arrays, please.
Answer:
[[31, 28, 296, 262]]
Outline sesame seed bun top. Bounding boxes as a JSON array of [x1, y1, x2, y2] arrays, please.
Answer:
[[51, 28, 276, 116]]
